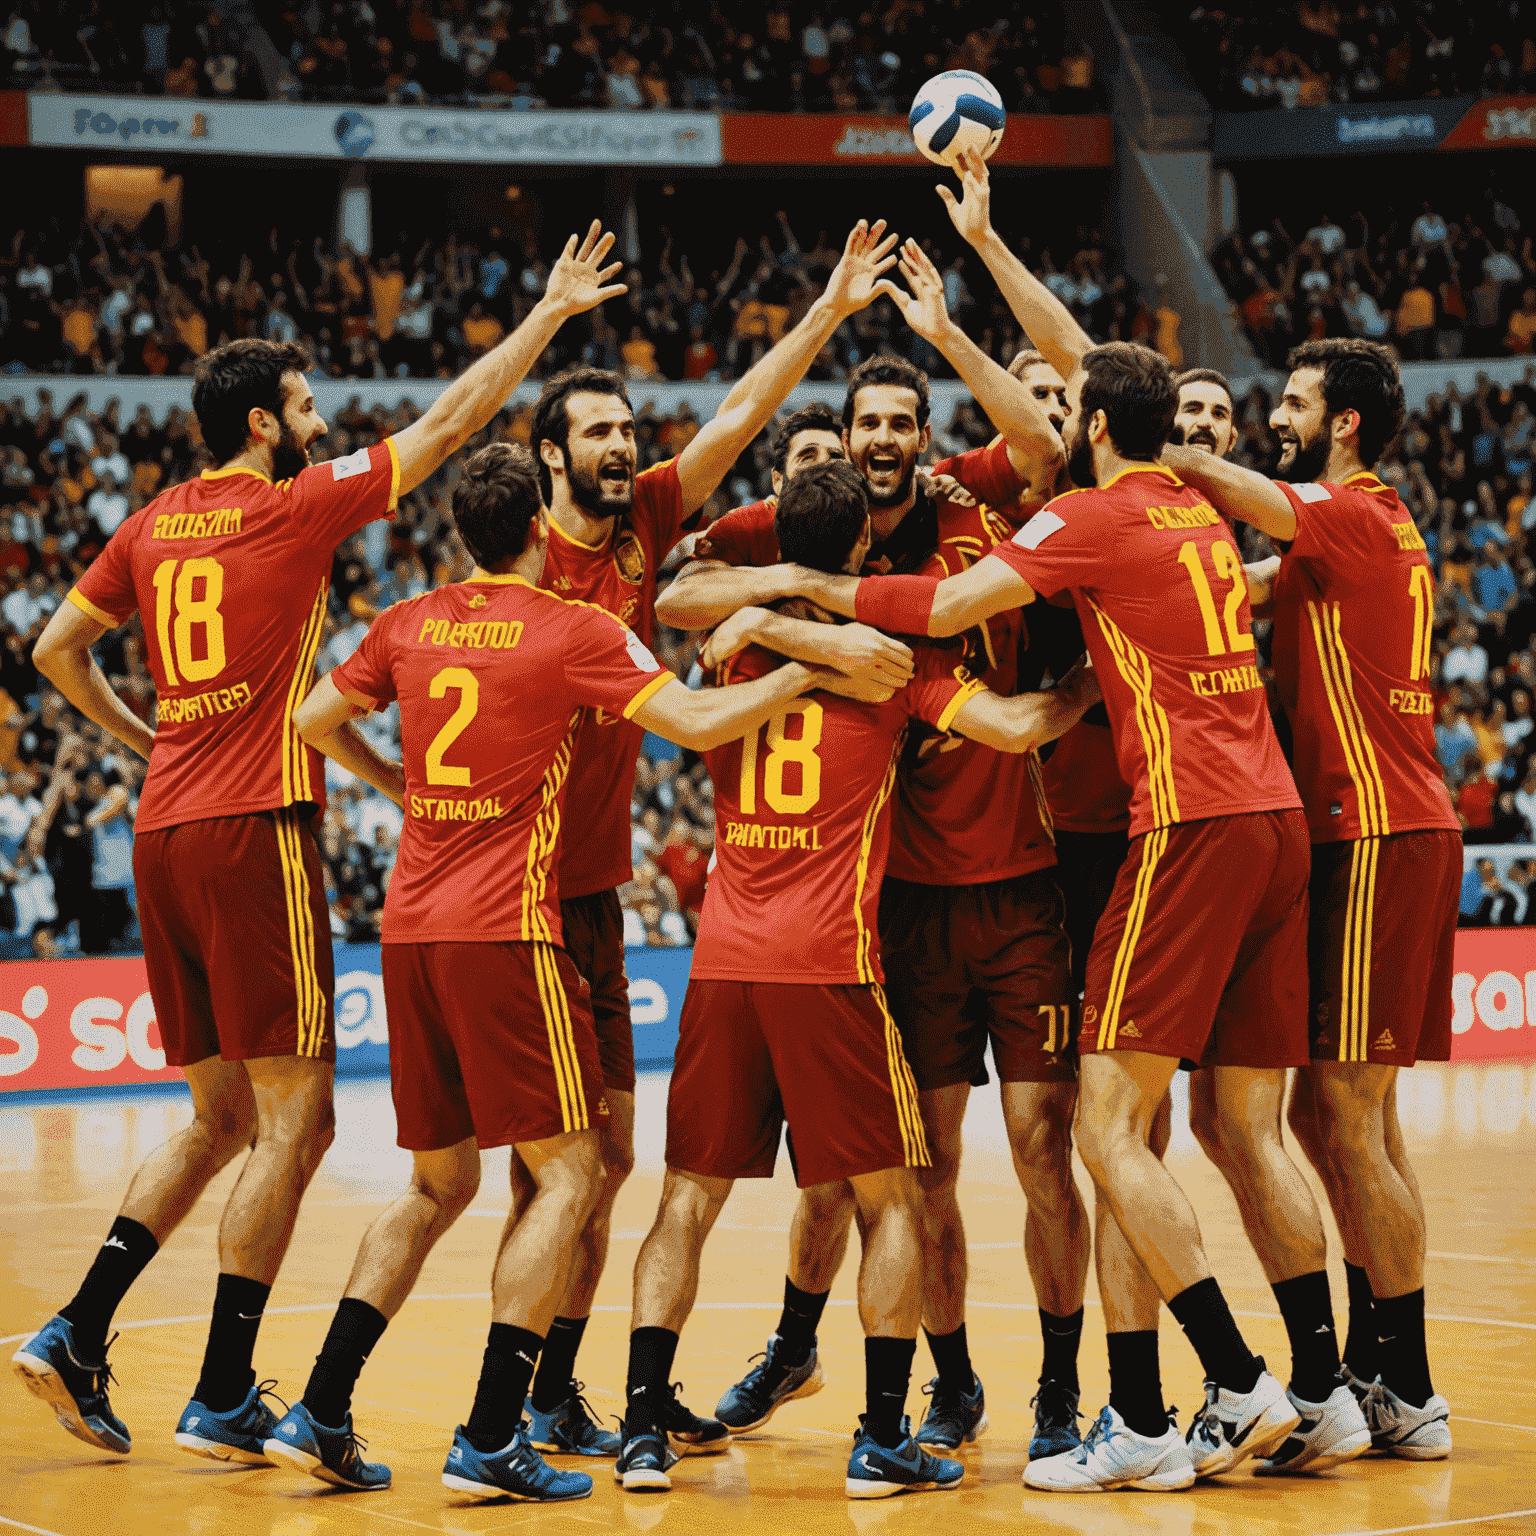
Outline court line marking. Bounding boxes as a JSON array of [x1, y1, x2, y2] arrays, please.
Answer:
[[1333, 1510, 1536, 1536], [0, 1518, 66, 1536], [1457, 1415, 1536, 1433]]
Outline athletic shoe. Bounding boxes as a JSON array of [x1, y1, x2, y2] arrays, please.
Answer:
[[1339, 1363, 1372, 1414], [1255, 1384, 1371, 1475], [525, 1382, 621, 1456], [614, 1427, 679, 1491], [265, 1401, 392, 1490], [715, 1333, 825, 1433], [12, 1316, 130, 1454], [1028, 1377, 1083, 1459], [1185, 1366, 1301, 1477], [441, 1423, 593, 1502], [657, 1382, 731, 1454], [174, 1380, 284, 1464], [846, 1415, 964, 1499], [1025, 1405, 1195, 1491], [1364, 1380, 1452, 1460], [914, 1372, 988, 1450]]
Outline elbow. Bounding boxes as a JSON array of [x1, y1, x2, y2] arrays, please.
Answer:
[[926, 594, 967, 639]]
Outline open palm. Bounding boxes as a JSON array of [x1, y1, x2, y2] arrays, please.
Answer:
[[936, 147, 994, 246], [878, 240, 951, 343], [543, 220, 628, 318], [822, 219, 901, 318]]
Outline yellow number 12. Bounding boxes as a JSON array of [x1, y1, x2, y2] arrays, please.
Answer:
[[1177, 540, 1255, 658]]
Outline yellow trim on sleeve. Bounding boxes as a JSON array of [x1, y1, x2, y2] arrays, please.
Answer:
[[67, 588, 125, 629], [384, 436, 401, 511], [621, 671, 676, 720], [935, 676, 987, 733]]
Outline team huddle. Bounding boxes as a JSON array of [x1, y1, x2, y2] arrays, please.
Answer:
[[11, 149, 1457, 1504]]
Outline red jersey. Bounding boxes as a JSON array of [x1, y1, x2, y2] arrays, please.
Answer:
[[692, 645, 982, 984], [1038, 719, 1132, 833], [70, 442, 400, 833], [331, 575, 672, 946], [991, 465, 1300, 837], [1272, 471, 1459, 843], [540, 460, 697, 899]]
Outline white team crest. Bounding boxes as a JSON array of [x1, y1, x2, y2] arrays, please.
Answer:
[[1292, 483, 1331, 503], [1014, 510, 1064, 550], [625, 630, 660, 671], [329, 447, 373, 482]]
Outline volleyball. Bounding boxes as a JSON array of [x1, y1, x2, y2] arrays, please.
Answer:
[[908, 70, 1007, 168]]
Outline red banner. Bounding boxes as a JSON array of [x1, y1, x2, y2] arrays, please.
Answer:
[[1448, 927, 1536, 1059], [0, 90, 26, 149], [719, 112, 1113, 168], [1440, 95, 1536, 150]]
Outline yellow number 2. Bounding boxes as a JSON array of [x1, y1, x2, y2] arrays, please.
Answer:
[[151, 556, 227, 686], [1177, 539, 1255, 658], [425, 666, 479, 786], [738, 700, 824, 815]]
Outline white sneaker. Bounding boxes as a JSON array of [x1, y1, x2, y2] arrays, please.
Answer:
[[1255, 1385, 1371, 1475], [1185, 1369, 1300, 1477], [1024, 1405, 1195, 1492], [1365, 1380, 1451, 1460]]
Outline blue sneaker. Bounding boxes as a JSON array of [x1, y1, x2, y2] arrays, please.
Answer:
[[1028, 1377, 1084, 1459], [657, 1382, 731, 1455], [846, 1415, 964, 1499], [265, 1401, 392, 1490], [12, 1317, 130, 1454], [914, 1372, 988, 1450], [441, 1423, 593, 1502], [614, 1426, 679, 1492], [525, 1382, 621, 1456], [715, 1332, 826, 1433], [174, 1380, 285, 1464]]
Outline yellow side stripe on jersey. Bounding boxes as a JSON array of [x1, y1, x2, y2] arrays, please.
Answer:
[[1092, 604, 1178, 828], [852, 743, 902, 984], [280, 580, 329, 807], [520, 717, 577, 943], [1307, 601, 1389, 836], [275, 809, 324, 1058], [1339, 837, 1380, 1063], [1097, 827, 1169, 1052], [1026, 749, 1055, 844], [533, 940, 589, 1132], [872, 982, 929, 1169]]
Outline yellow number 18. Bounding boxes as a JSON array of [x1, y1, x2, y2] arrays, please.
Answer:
[[151, 557, 227, 685]]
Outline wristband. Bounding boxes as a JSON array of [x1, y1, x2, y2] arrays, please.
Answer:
[[854, 574, 940, 636]]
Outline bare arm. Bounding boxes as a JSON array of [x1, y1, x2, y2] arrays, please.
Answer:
[[389, 222, 626, 496], [84, 783, 130, 828], [655, 559, 800, 631], [1161, 445, 1298, 543], [938, 147, 1093, 379], [32, 602, 155, 761], [1245, 555, 1282, 617], [293, 675, 405, 806], [633, 666, 825, 752], [949, 658, 1100, 753], [697, 605, 915, 689], [673, 219, 899, 513], [785, 555, 1036, 638]]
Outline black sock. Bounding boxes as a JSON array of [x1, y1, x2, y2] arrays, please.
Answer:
[[923, 1323, 973, 1394], [864, 1336, 917, 1448], [776, 1277, 830, 1367], [1168, 1277, 1263, 1394], [59, 1217, 159, 1358], [1271, 1271, 1339, 1403], [302, 1298, 390, 1429], [624, 1326, 680, 1437], [463, 1324, 543, 1453], [193, 1273, 272, 1412], [1374, 1288, 1433, 1408], [1107, 1330, 1167, 1438], [1039, 1307, 1084, 1394], [530, 1315, 588, 1413], [1343, 1262, 1377, 1382]]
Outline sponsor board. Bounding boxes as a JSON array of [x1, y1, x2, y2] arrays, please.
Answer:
[[1449, 927, 1536, 1060], [1215, 93, 1536, 160], [718, 112, 1112, 166], [1440, 94, 1536, 150], [0, 943, 694, 1095]]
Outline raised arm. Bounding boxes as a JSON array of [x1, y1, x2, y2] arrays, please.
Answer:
[[948, 657, 1100, 753], [293, 673, 406, 806], [654, 558, 801, 631], [697, 604, 914, 690], [938, 147, 1093, 380], [673, 219, 899, 512], [783, 553, 1035, 639], [32, 602, 155, 761], [389, 222, 626, 496], [633, 664, 856, 752], [1160, 445, 1298, 543]]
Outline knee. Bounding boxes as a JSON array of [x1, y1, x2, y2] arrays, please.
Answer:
[[1010, 1093, 1076, 1200], [916, 1135, 962, 1195], [799, 1179, 856, 1227], [1187, 1085, 1227, 1163], [601, 1131, 636, 1188], [418, 1162, 482, 1222], [199, 1097, 259, 1166]]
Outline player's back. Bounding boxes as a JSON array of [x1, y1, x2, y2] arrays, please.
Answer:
[[70, 446, 399, 832], [1270, 470, 1458, 841], [694, 642, 979, 985]]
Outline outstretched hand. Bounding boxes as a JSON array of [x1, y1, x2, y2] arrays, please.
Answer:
[[936, 146, 994, 247], [822, 219, 901, 318], [875, 239, 952, 343], [542, 220, 627, 319]]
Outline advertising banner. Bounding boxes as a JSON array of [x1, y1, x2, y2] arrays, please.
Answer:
[[26, 94, 722, 166], [1439, 95, 1536, 151], [1448, 927, 1536, 1061], [1213, 97, 1471, 160]]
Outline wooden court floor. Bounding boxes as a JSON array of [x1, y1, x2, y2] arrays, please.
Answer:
[[2, 1061, 1534, 1536]]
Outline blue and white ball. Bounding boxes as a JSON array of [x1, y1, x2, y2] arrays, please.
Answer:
[[908, 70, 1006, 168]]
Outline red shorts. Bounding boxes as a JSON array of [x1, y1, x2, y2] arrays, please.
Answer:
[[665, 979, 929, 1188], [1308, 831, 1460, 1066], [879, 871, 1076, 1089], [560, 888, 636, 1092], [381, 940, 609, 1152], [1082, 810, 1310, 1068], [134, 808, 334, 1066]]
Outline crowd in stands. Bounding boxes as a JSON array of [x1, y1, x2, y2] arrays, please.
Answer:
[[1215, 186, 1536, 367], [1162, 0, 1536, 110], [1, 1, 1103, 115], [0, 208, 1132, 386]]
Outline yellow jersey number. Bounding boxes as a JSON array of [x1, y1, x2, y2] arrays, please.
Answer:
[[738, 701, 824, 815], [151, 557, 227, 685]]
